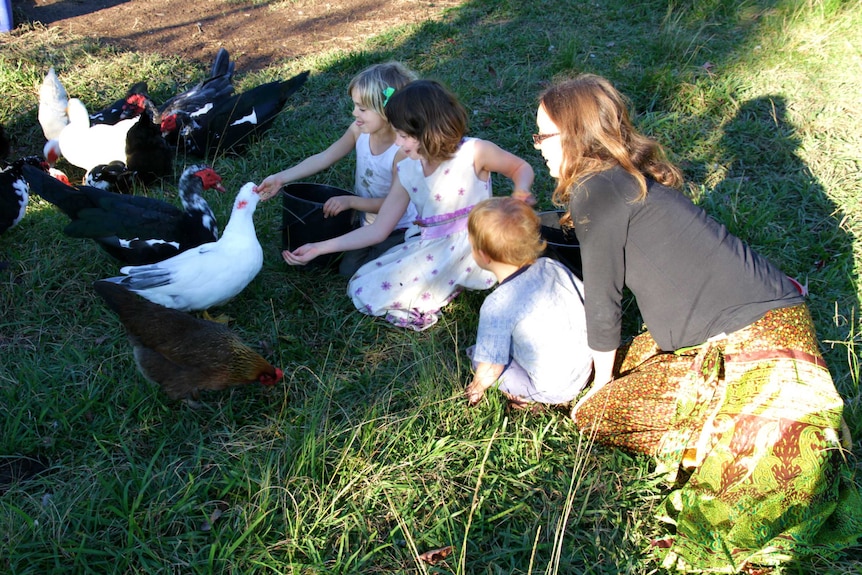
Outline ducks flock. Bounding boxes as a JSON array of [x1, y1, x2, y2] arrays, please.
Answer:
[[38, 48, 309, 184], [1, 48, 306, 398]]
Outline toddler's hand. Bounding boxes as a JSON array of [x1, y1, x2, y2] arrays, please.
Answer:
[[322, 195, 353, 217], [465, 380, 487, 406]]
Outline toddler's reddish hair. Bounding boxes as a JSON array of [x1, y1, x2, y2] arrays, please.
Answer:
[[468, 197, 545, 267]]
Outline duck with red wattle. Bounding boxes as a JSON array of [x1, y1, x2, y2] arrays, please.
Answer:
[[89, 81, 158, 125], [23, 163, 226, 265], [158, 48, 236, 145], [100, 182, 263, 313]]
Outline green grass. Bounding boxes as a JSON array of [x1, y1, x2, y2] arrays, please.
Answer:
[[1, 0, 861, 573]]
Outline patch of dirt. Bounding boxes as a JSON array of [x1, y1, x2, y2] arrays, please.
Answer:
[[13, 0, 461, 72]]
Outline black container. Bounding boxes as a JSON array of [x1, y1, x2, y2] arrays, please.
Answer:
[[282, 183, 357, 269], [538, 210, 582, 278]]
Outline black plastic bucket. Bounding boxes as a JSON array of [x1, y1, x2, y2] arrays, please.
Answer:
[[282, 183, 357, 269], [538, 210, 582, 278]]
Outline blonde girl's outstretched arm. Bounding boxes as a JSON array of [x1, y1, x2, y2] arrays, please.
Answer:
[[283, 178, 411, 265], [255, 124, 359, 200], [472, 139, 535, 204]]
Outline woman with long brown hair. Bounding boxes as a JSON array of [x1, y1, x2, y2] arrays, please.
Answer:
[[536, 74, 861, 572]]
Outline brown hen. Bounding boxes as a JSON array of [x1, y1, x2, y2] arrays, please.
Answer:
[[93, 280, 283, 400]]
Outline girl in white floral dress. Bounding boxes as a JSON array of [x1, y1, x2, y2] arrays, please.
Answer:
[[283, 80, 535, 330]]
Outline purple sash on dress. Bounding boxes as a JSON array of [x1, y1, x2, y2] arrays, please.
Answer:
[[415, 205, 474, 240]]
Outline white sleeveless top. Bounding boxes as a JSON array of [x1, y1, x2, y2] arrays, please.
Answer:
[[353, 133, 417, 229]]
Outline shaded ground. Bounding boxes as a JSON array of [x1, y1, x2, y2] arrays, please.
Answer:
[[12, 0, 461, 72]]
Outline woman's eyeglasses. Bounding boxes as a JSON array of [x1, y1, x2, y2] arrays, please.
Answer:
[[532, 133, 559, 146]]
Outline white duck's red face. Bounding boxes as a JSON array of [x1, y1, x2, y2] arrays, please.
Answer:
[[232, 182, 261, 212]]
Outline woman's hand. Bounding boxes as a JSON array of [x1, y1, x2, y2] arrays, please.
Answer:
[[570, 349, 617, 422], [322, 195, 353, 217], [591, 349, 616, 388], [282, 243, 320, 265]]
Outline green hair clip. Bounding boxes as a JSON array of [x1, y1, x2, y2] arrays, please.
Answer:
[[382, 86, 395, 107]]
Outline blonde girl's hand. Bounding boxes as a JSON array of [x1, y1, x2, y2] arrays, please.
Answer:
[[282, 244, 320, 265], [512, 189, 536, 206], [254, 174, 286, 201], [322, 195, 353, 218]]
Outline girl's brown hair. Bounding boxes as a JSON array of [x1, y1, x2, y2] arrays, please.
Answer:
[[384, 80, 467, 163], [468, 197, 546, 268], [539, 74, 682, 206]]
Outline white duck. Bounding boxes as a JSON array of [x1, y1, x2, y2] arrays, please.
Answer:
[[54, 98, 138, 172], [38, 67, 69, 142], [100, 182, 263, 312]]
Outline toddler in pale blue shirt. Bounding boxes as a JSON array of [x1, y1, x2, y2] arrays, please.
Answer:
[[465, 197, 593, 408]]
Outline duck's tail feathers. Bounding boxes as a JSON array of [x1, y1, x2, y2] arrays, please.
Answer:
[[110, 265, 173, 290], [210, 48, 235, 80], [279, 70, 311, 99]]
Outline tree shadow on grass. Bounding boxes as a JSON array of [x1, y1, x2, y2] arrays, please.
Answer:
[[707, 94, 860, 426]]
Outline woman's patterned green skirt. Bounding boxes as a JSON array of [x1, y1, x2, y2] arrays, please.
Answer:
[[573, 304, 862, 572]]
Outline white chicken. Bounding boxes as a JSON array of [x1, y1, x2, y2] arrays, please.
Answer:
[[54, 98, 138, 172], [100, 182, 263, 312], [38, 67, 69, 142]]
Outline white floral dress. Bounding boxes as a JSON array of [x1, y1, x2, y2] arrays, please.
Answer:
[[348, 138, 497, 330]]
